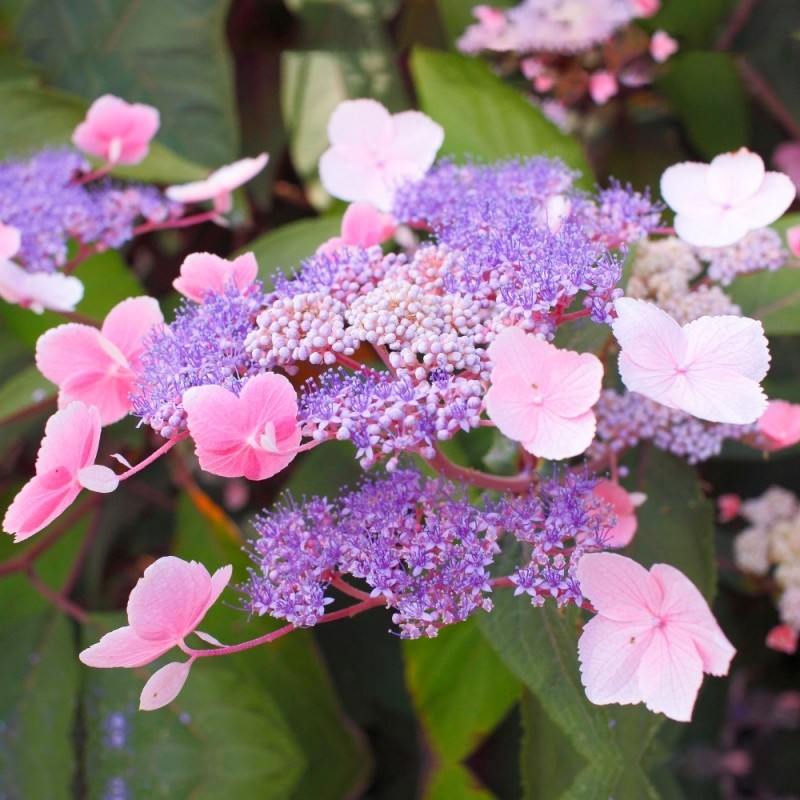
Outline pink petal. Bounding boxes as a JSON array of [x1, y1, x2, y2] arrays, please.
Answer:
[[77, 465, 119, 493], [166, 154, 268, 204], [381, 110, 444, 175], [636, 623, 704, 721], [787, 225, 800, 258], [593, 481, 638, 547], [36, 324, 132, 425], [484, 373, 542, 444], [706, 149, 766, 206], [772, 142, 800, 196], [758, 400, 800, 449], [651, 563, 735, 676], [3, 470, 82, 542], [173, 252, 258, 302], [522, 407, 596, 460], [578, 614, 655, 707], [576, 552, 662, 622], [0, 223, 21, 260], [326, 99, 394, 149], [79, 626, 174, 668], [183, 373, 301, 480], [649, 31, 678, 63], [339, 203, 396, 247], [0, 261, 83, 313], [660, 162, 713, 217], [101, 296, 164, 364], [766, 624, 798, 654], [682, 315, 769, 382], [588, 71, 618, 105], [139, 660, 193, 710], [36, 402, 101, 475], [127, 557, 229, 642]]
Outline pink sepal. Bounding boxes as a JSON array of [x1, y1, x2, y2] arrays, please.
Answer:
[[140, 661, 193, 710]]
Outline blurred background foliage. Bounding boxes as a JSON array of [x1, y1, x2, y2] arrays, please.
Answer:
[[0, 1, 800, 798]]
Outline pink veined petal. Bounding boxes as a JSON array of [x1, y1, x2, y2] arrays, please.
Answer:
[[593, 481, 638, 548], [173, 252, 258, 302], [381, 110, 444, 174], [636, 624, 704, 721], [660, 162, 714, 216], [140, 660, 193, 710], [683, 315, 770, 382], [651, 563, 735, 676], [758, 399, 800, 449], [729, 171, 796, 229], [673, 205, 749, 248], [576, 553, 662, 622], [339, 203, 396, 247], [484, 373, 542, 444], [2, 469, 81, 541], [101, 296, 165, 365], [77, 465, 119, 493], [522, 407, 596, 460], [183, 373, 301, 480], [25, 271, 84, 313], [538, 349, 603, 418], [706, 149, 765, 206], [79, 626, 175, 668], [319, 147, 392, 209], [127, 557, 217, 642], [578, 614, 655, 707], [0, 223, 21, 259], [486, 327, 533, 381], [36, 402, 101, 475], [165, 154, 268, 204], [326, 99, 394, 150], [209, 564, 234, 608]]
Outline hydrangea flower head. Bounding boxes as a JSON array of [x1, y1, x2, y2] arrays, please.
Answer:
[[36, 297, 164, 425], [80, 556, 232, 710], [612, 297, 770, 424], [318, 99, 444, 212], [72, 94, 160, 165], [577, 552, 735, 722], [484, 327, 603, 460], [3, 403, 118, 541], [660, 149, 795, 247], [166, 154, 268, 214]]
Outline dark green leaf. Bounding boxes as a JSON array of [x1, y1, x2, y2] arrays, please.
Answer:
[[657, 52, 749, 158], [729, 268, 800, 336], [648, 0, 733, 48], [424, 762, 497, 799], [403, 615, 521, 763], [0, 363, 55, 424], [16, 0, 238, 166], [410, 48, 591, 181]]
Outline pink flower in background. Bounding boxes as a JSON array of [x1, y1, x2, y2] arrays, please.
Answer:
[[317, 202, 396, 254], [717, 493, 741, 523], [649, 30, 678, 63], [577, 552, 735, 722], [632, 0, 660, 16], [319, 99, 444, 212], [588, 71, 618, 105], [772, 141, 800, 196], [593, 481, 642, 548], [660, 148, 795, 247], [36, 297, 164, 425], [173, 252, 259, 302], [182, 372, 302, 480], [80, 556, 232, 709], [72, 95, 160, 165], [3, 403, 118, 541], [757, 399, 800, 450], [787, 225, 800, 258], [484, 327, 603, 460], [0, 222, 21, 258], [766, 624, 798, 655], [612, 297, 770, 424], [166, 153, 269, 214]]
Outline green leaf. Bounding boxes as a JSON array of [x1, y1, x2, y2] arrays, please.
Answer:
[[425, 762, 498, 799], [0, 611, 78, 800], [657, 52, 749, 159], [403, 615, 521, 763], [648, 0, 732, 48], [729, 267, 800, 335], [0, 363, 55, 424], [80, 614, 304, 800], [432, 0, 514, 49], [0, 248, 144, 348], [173, 492, 370, 799], [410, 47, 591, 180], [625, 448, 716, 599], [245, 215, 344, 286], [15, 0, 239, 167]]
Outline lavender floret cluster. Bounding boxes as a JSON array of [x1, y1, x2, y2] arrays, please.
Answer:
[[243, 467, 613, 638], [590, 389, 753, 464], [0, 148, 179, 272], [131, 282, 267, 437]]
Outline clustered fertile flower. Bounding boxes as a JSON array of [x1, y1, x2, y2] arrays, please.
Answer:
[[0, 149, 178, 273], [243, 467, 614, 638], [695, 228, 787, 286]]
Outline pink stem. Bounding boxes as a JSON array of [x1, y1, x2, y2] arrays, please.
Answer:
[[116, 433, 190, 481], [425, 445, 535, 493], [133, 210, 219, 236]]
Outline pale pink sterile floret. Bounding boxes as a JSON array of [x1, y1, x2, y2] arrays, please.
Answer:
[[766, 624, 798, 654], [172, 252, 259, 303], [757, 399, 800, 450], [649, 30, 679, 63], [318, 99, 445, 212], [3, 402, 118, 541], [80, 556, 231, 709], [0, 260, 84, 314], [612, 297, 770, 424], [660, 148, 795, 247], [36, 297, 164, 426], [317, 202, 397, 254], [182, 372, 302, 480], [787, 225, 800, 258], [592, 480, 642, 548], [0, 222, 21, 259], [577, 552, 735, 722], [484, 327, 603, 460], [588, 71, 619, 105], [165, 153, 269, 214], [72, 94, 160, 166]]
